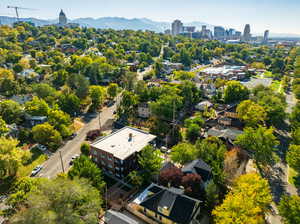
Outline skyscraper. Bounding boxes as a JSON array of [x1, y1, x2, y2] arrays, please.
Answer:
[[214, 26, 226, 40], [171, 20, 183, 36], [243, 24, 251, 42], [263, 30, 269, 43], [59, 10, 67, 25]]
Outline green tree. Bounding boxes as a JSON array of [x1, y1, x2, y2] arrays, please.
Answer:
[[196, 137, 226, 185], [58, 93, 81, 116], [11, 178, 102, 224], [0, 137, 31, 179], [80, 143, 90, 156], [224, 81, 249, 103], [25, 97, 49, 116], [107, 83, 118, 99], [286, 145, 300, 172], [32, 123, 62, 149], [128, 171, 144, 187], [117, 90, 139, 119], [89, 85, 106, 111], [0, 100, 23, 124], [290, 103, 300, 129], [174, 71, 195, 81], [213, 173, 272, 224], [32, 83, 57, 101], [48, 109, 72, 138], [237, 100, 267, 127], [291, 128, 300, 145], [235, 126, 279, 169], [138, 145, 163, 180], [279, 195, 300, 224], [171, 143, 197, 165], [68, 156, 105, 191]]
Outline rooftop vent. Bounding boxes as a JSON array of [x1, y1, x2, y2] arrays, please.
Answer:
[[128, 133, 133, 142]]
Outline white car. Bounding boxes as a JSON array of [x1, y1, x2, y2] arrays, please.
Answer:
[[69, 154, 80, 165], [31, 165, 43, 177], [37, 144, 47, 152]]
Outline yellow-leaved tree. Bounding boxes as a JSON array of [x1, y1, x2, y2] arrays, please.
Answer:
[[213, 173, 272, 224]]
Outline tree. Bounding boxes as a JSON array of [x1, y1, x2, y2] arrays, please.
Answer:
[[0, 137, 30, 179], [32, 83, 57, 101], [213, 173, 272, 224], [0, 116, 9, 136], [174, 71, 195, 81], [121, 71, 137, 91], [182, 173, 203, 198], [138, 145, 163, 180], [170, 143, 197, 165], [128, 171, 143, 187], [48, 109, 72, 138], [279, 195, 300, 224], [11, 178, 102, 224], [291, 128, 300, 145], [67, 74, 90, 99], [58, 93, 81, 116], [290, 103, 300, 129], [237, 100, 267, 127], [159, 167, 184, 188], [0, 100, 23, 124], [286, 145, 300, 172], [89, 85, 106, 111], [68, 156, 105, 191], [184, 115, 204, 142], [117, 90, 139, 119], [224, 81, 249, 103], [25, 97, 49, 116], [32, 123, 62, 149], [107, 83, 118, 99], [80, 142, 90, 156], [235, 126, 279, 169], [196, 137, 226, 185], [205, 181, 220, 212]]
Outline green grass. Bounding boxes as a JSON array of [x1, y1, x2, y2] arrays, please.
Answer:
[[17, 148, 48, 178], [288, 167, 299, 187]]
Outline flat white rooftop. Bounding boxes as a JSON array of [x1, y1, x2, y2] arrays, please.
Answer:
[[91, 127, 156, 160]]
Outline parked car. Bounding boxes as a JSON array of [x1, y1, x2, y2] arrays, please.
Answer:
[[69, 154, 80, 165], [86, 129, 101, 141], [70, 133, 77, 139], [37, 144, 47, 152], [0, 195, 7, 202], [31, 165, 43, 177]]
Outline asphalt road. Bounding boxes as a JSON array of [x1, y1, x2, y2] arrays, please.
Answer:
[[38, 100, 118, 179]]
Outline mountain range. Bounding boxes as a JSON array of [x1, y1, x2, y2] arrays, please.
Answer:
[[1, 16, 299, 38]]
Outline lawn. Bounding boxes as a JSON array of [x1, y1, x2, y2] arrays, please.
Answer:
[[288, 167, 300, 188], [17, 148, 48, 178]]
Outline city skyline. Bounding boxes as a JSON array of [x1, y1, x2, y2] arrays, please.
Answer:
[[0, 0, 299, 35]]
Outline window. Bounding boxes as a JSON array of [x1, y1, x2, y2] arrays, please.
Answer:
[[101, 161, 106, 166], [93, 150, 97, 156], [93, 157, 98, 162], [101, 154, 105, 158], [107, 157, 113, 161], [108, 164, 113, 169]]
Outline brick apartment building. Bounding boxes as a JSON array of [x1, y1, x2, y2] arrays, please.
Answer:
[[90, 127, 156, 179]]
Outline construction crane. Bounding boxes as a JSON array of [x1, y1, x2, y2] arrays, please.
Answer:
[[7, 6, 36, 21]]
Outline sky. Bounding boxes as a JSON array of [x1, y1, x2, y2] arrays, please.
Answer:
[[0, 0, 299, 35]]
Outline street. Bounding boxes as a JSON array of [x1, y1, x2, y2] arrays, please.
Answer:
[[38, 101, 118, 179]]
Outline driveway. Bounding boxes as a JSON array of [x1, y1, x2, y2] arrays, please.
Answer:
[[38, 99, 119, 179]]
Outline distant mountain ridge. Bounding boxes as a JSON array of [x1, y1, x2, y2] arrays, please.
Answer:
[[0, 16, 299, 38]]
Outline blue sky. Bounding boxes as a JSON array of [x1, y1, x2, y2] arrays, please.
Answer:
[[1, 0, 299, 34]]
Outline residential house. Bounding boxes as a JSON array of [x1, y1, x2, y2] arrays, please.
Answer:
[[195, 101, 213, 112], [138, 103, 151, 119], [10, 94, 32, 105], [131, 183, 202, 224], [90, 127, 156, 179], [182, 159, 212, 184], [206, 127, 243, 145], [162, 61, 183, 74], [25, 114, 47, 128], [101, 210, 139, 224]]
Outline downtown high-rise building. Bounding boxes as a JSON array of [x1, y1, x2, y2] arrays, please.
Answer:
[[263, 30, 270, 43], [171, 20, 183, 36], [243, 24, 251, 42], [214, 26, 226, 40], [59, 9, 67, 25]]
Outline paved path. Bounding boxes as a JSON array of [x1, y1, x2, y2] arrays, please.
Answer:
[[38, 101, 118, 179]]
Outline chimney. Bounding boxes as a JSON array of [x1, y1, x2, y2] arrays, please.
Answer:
[[128, 133, 133, 142]]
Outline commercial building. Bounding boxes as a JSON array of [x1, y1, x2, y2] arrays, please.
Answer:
[[243, 24, 251, 42], [90, 127, 156, 178], [171, 20, 183, 36], [59, 10, 67, 26], [214, 26, 226, 40], [200, 65, 247, 80], [263, 30, 270, 43]]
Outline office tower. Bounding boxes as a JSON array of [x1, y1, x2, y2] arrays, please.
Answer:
[[263, 30, 269, 43], [214, 26, 226, 40], [243, 24, 251, 42], [59, 10, 67, 25], [171, 20, 183, 36], [183, 26, 196, 33]]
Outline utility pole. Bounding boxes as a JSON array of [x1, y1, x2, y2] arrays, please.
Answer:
[[59, 151, 65, 173]]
